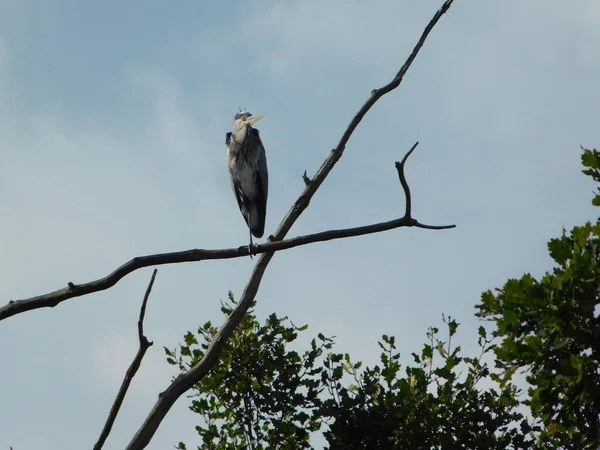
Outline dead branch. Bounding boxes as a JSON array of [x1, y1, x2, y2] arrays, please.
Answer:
[[93, 269, 157, 450], [0, 208, 453, 322], [397, 142, 419, 217], [124, 3, 456, 447]]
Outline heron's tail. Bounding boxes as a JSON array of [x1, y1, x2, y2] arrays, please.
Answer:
[[248, 205, 265, 238]]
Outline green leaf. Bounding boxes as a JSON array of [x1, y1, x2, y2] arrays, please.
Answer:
[[422, 344, 433, 360], [448, 318, 459, 337], [548, 235, 572, 265], [184, 331, 198, 346], [581, 148, 600, 169], [478, 326, 487, 339]]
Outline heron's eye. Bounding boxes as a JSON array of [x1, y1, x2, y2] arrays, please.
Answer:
[[241, 116, 247, 121]]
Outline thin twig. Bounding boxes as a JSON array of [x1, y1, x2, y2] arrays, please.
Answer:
[[396, 141, 419, 218], [93, 269, 157, 450], [302, 170, 312, 185], [125, 3, 456, 448]]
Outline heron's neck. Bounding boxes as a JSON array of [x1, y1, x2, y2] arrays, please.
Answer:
[[232, 127, 250, 146]]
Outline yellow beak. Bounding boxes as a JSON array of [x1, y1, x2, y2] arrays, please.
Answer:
[[246, 115, 263, 126]]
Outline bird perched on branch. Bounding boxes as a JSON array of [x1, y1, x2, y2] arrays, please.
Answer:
[[225, 110, 269, 255]]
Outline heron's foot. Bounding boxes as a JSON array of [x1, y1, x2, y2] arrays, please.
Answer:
[[248, 243, 255, 259]]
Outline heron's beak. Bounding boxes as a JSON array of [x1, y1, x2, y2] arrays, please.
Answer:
[[246, 115, 263, 126]]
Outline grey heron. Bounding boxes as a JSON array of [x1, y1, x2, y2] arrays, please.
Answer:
[[225, 110, 269, 255]]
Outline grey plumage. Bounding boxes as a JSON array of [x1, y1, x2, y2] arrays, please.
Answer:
[[225, 110, 268, 251]]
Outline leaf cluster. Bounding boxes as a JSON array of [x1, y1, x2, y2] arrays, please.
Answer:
[[170, 308, 535, 449], [166, 293, 333, 450], [319, 318, 534, 450], [476, 147, 600, 448]]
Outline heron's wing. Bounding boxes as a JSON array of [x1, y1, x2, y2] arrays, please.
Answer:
[[250, 128, 268, 237], [232, 177, 250, 227], [225, 132, 251, 227], [252, 129, 268, 200]]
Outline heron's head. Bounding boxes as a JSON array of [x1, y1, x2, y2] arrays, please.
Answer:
[[231, 110, 263, 143]]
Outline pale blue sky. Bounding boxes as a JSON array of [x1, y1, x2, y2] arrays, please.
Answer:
[[1, 1, 599, 449]]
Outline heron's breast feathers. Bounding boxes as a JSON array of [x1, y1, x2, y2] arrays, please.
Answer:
[[225, 127, 266, 205]]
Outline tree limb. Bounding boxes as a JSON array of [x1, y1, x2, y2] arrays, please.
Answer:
[[93, 269, 157, 450], [0, 211, 453, 322], [125, 3, 456, 447]]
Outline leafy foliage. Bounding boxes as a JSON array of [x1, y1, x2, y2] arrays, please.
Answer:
[[166, 293, 333, 450], [581, 146, 600, 207], [319, 317, 535, 450], [170, 307, 534, 449], [476, 147, 600, 448]]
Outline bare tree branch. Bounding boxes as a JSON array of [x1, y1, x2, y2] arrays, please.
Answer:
[[0, 209, 453, 322], [93, 269, 157, 450], [125, 3, 456, 447], [397, 141, 419, 218]]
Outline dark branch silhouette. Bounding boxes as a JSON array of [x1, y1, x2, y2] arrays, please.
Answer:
[[124, 3, 456, 445], [93, 269, 157, 450], [397, 142, 419, 218], [0, 205, 453, 322]]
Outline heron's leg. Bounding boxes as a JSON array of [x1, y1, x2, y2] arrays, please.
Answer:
[[248, 229, 254, 259], [247, 213, 254, 259]]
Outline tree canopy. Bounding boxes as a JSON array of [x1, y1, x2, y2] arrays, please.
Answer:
[[477, 146, 600, 448]]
